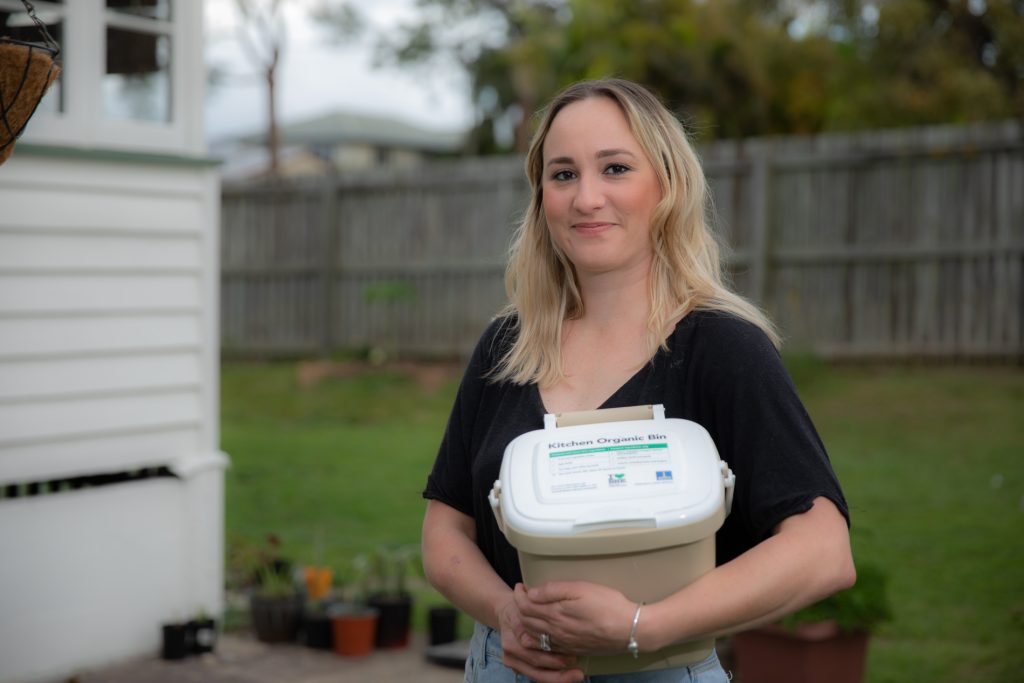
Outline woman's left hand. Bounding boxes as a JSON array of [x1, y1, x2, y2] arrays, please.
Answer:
[[513, 581, 639, 656]]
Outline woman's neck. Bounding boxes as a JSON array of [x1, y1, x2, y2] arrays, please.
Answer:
[[574, 260, 651, 329]]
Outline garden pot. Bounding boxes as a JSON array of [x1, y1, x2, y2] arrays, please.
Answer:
[[428, 606, 459, 645], [367, 593, 413, 648], [303, 565, 333, 601], [187, 617, 217, 654], [302, 613, 334, 650], [733, 621, 870, 683], [329, 605, 379, 657], [161, 623, 189, 660], [250, 594, 304, 643]]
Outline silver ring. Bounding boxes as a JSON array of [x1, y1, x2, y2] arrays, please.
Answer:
[[539, 633, 552, 652]]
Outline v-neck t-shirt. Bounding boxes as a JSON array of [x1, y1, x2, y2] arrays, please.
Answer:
[[423, 310, 849, 588]]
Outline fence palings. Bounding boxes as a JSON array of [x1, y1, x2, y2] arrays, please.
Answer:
[[221, 121, 1024, 360]]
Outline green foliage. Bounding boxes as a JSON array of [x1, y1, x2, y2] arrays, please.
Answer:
[[363, 280, 417, 305], [367, 543, 423, 598], [369, 0, 1024, 151], [781, 561, 893, 634], [332, 552, 373, 603], [254, 565, 299, 599]]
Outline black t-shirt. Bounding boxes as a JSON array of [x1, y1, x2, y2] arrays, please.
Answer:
[[423, 310, 849, 588]]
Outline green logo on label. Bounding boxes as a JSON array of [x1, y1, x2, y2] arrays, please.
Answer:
[[614, 473, 625, 479]]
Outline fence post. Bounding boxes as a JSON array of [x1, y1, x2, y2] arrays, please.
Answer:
[[319, 175, 338, 359], [747, 144, 772, 310]]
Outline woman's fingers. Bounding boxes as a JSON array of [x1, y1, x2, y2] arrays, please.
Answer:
[[496, 587, 582, 680], [513, 581, 638, 655], [501, 650, 585, 683]]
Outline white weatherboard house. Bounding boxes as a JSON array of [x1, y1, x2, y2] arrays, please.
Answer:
[[0, 2, 226, 682]]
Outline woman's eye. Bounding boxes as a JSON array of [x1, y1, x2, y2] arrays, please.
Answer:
[[604, 163, 630, 175], [551, 169, 576, 181]]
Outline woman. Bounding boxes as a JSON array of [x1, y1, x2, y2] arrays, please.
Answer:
[[422, 79, 854, 683]]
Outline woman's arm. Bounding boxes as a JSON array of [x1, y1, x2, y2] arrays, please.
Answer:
[[514, 497, 855, 655], [421, 500, 585, 682]]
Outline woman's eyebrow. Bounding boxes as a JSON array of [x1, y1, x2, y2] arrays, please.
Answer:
[[597, 148, 637, 159], [545, 149, 637, 167]]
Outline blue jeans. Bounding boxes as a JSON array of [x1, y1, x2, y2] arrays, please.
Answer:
[[464, 623, 731, 683]]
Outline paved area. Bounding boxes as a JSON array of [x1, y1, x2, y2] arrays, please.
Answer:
[[69, 634, 465, 683]]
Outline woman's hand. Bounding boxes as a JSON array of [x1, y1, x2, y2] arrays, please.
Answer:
[[513, 581, 638, 656], [495, 596, 585, 683]]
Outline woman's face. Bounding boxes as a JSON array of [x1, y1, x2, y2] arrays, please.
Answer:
[[541, 96, 662, 279]]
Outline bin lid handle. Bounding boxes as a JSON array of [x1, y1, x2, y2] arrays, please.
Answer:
[[544, 404, 665, 430]]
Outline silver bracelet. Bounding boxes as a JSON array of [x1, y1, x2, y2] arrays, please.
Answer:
[[627, 602, 644, 659]]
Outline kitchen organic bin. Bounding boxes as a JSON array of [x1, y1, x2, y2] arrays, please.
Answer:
[[489, 404, 734, 675]]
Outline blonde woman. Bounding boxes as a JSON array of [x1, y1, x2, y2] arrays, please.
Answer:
[[422, 79, 854, 683]]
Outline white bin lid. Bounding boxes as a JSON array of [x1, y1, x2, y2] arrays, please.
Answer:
[[491, 411, 733, 552]]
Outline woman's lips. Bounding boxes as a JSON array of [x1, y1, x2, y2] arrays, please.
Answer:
[[571, 222, 614, 233]]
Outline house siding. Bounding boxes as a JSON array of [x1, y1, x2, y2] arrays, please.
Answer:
[[0, 153, 224, 683], [0, 155, 218, 483]]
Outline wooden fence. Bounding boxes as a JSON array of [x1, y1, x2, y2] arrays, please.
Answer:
[[221, 120, 1024, 360]]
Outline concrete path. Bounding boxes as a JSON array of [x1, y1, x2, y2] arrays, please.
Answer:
[[69, 633, 465, 683]]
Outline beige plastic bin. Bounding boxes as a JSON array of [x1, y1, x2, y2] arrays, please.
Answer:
[[489, 404, 734, 675]]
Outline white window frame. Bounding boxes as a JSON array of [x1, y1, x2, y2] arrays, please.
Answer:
[[7, 0, 205, 156]]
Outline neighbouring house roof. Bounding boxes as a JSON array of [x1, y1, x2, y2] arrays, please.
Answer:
[[238, 109, 467, 153]]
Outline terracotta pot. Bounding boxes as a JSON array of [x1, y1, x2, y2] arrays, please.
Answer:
[[329, 605, 379, 657], [732, 621, 870, 683]]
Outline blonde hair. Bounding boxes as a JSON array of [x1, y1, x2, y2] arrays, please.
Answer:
[[493, 78, 778, 386]]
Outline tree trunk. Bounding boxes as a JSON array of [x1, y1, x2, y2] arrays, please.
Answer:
[[266, 62, 280, 177]]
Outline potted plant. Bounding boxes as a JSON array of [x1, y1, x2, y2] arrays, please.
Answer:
[[301, 597, 336, 650], [249, 564, 304, 643], [733, 561, 892, 683], [186, 609, 218, 655], [161, 621, 190, 660], [365, 544, 419, 649], [329, 554, 379, 657], [428, 604, 460, 646]]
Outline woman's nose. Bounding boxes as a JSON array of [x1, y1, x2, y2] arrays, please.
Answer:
[[572, 173, 605, 213]]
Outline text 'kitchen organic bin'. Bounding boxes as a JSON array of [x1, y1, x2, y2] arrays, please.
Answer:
[[489, 404, 735, 675]]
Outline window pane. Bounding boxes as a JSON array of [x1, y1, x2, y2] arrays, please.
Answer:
[[106, 0, 170, 21], [104, 28, 171, 123], [0, 10, 64, 113]]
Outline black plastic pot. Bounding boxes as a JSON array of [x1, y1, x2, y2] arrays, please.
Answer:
[[302, 613, 334, 649], [187, 617, 217, 654], [161, 623, 189, 660], [367, 593, 413, 649], [250, 594, 304, 643], [428, 606, 459, 645]]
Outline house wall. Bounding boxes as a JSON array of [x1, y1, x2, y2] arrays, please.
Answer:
[[0, 152, 224, 683]]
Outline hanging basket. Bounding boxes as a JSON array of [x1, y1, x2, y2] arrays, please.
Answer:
[[0, 1, 62, 166]]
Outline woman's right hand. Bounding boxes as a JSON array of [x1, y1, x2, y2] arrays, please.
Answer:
[[496, 597, 585, 683]]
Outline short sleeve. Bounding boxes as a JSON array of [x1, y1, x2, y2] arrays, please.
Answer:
[[689, 314, 849, 561], [422, 321, 502, 516]]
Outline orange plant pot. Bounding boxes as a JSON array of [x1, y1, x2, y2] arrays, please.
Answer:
[[303, 566, 333, 601], [330, 607, 379, 657]]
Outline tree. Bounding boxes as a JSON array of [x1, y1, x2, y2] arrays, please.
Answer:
[[226, 0, 363, 177], [373, 0, 565, 154], [816, 0, 1024, 128], [377, 0, 845, 149], [377, 0, 1024, 152], [233, 0, 286, 176]]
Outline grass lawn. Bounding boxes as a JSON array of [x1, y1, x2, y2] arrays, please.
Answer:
[[221, 358, 1024, 682]]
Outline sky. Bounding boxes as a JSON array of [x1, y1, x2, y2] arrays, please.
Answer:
[[203, 0, 474, 143]]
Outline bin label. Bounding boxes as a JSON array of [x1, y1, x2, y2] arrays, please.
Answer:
[[543, 434, 675, 496]]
